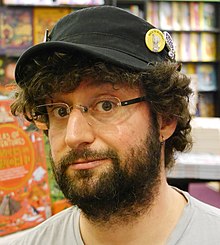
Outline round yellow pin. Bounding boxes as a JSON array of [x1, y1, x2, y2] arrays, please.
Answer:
[[145, 29, 166, 53]]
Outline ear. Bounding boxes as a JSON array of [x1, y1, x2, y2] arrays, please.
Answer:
[[158, 115, 177, 143]]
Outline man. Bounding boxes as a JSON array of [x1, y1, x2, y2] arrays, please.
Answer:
[[10, 6, 220, 245]]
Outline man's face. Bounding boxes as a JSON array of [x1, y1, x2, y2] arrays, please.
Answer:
[[49, 80, 162, 222]]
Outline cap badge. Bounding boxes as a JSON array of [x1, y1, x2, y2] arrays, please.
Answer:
[[145, 28, 166, 53], [163, 31, 175, 60]]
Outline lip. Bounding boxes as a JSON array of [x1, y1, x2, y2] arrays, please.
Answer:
[[69, 158, 109, 170]]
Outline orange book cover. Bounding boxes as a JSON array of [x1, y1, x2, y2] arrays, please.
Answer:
[[189, 2, 200, 30], [0, 99, 52, 236], [200, 33, 216, 62], [33, 7, 71, 45]]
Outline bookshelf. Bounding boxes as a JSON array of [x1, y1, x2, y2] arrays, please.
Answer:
[[107, 0, 220, 117], [0, 0, 219, 238], [0, 0, 220, 117], [146, 0, 220, 118], [106, 0, 147, 18]]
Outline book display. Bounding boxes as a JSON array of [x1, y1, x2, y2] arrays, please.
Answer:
[[0, 0, 219, 238], [0, 7, 33, 56], [146, 0, 220, 117], [0, 99, 52, 236], [33, 7, 71, 44], [0, 0, 104, 237]]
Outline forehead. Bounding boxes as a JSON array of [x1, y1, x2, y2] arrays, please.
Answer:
[[52, 78, 141, 100]]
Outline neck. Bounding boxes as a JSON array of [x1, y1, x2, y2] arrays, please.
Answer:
[[79, 177, 187, 245]]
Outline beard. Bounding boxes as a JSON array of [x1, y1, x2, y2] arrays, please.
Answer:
[[50, 118, 162, 225]]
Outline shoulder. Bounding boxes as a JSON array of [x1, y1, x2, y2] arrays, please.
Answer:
[[185, 191, 220, 219], [8, 206, 81, 245], [168, 189, 220, 245]]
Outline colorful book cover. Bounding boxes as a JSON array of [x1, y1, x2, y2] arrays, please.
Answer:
[[0, 7, 6, 55], [199, 2, 216, 30], [0, 7, 33, 56], [180, 33, 191, 61], [3, 0, 55, 5], [57, 0, 104, 4], [146, 2, 159, 27], [189, 2, 200, 30], [146, 1, 154, 24], [33, 7, 71, 45], [197, 64, 217, 92], [172, 2, 181, 31], [0, 57, 17, 96], [181, 63, 196, 76], [197, 93, 215, 117], [0, 99, 52, 236], [180, 2, 190, 30], [190, 32, 200, 62], [200, 33, 216, 61], [159, 2, 172, 30]]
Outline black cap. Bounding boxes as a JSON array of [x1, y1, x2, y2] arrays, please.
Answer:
[[15, 6, 175, 85]]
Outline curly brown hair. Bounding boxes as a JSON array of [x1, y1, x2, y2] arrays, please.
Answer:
[[11, 52, 193, 169]]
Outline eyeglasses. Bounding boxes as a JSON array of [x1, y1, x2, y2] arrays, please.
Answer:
[[31, 96, 147, 130]]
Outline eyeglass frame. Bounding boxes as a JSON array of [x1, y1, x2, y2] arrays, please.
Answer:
[[31, 96, 148, 130]]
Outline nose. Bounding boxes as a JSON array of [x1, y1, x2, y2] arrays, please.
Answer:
[[65, 109, 95, 149]]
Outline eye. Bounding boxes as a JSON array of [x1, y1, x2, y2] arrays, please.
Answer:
[[53, 106, 69, 118], [50, 105, 70, 118], [94, 99, 118, 113]]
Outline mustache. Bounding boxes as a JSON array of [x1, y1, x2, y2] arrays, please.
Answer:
[[53, 148, 119, 172]]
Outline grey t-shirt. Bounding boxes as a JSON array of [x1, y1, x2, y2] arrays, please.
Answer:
[[8, 190, 220, 245]]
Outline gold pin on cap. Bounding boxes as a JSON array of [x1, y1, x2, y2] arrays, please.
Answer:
[[43, 29, 49, 42], [145, 29, 166, 53]]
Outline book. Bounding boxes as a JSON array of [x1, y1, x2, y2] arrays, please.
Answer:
[[146, 1, 159, 27], [159, 2, 172, 30], [199, 2, 216, 30], [179, 33, 191, 61], [0, 7, 5, 55], [57, 0, 104, 4], [200, 33, 216, 61], [190, 117, 220, 155], [0, 7, 33, 56], [190, 33, 200, 62], [180, 2, 190, 31], [172, 2, 181, 31], [146, 1, 154, 25], [0, 99, 52, 236], [0, 56, 17, 96], [181, 63, 197, 76], [3, 0, 55, 5], [33, 7, 71, 45], [189, 2, 200, 30], [197, 92, 215, 117], [197, 64, 217, 92]]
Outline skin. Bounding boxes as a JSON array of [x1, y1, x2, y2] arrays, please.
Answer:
[[48, 79, 187, 245]]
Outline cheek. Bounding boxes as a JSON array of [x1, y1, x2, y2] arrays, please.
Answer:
[[107, 117, 149, 154], [48, 129, 66, 162]]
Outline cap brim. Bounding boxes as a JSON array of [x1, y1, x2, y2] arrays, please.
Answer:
[[15, 41, 155, 85]]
